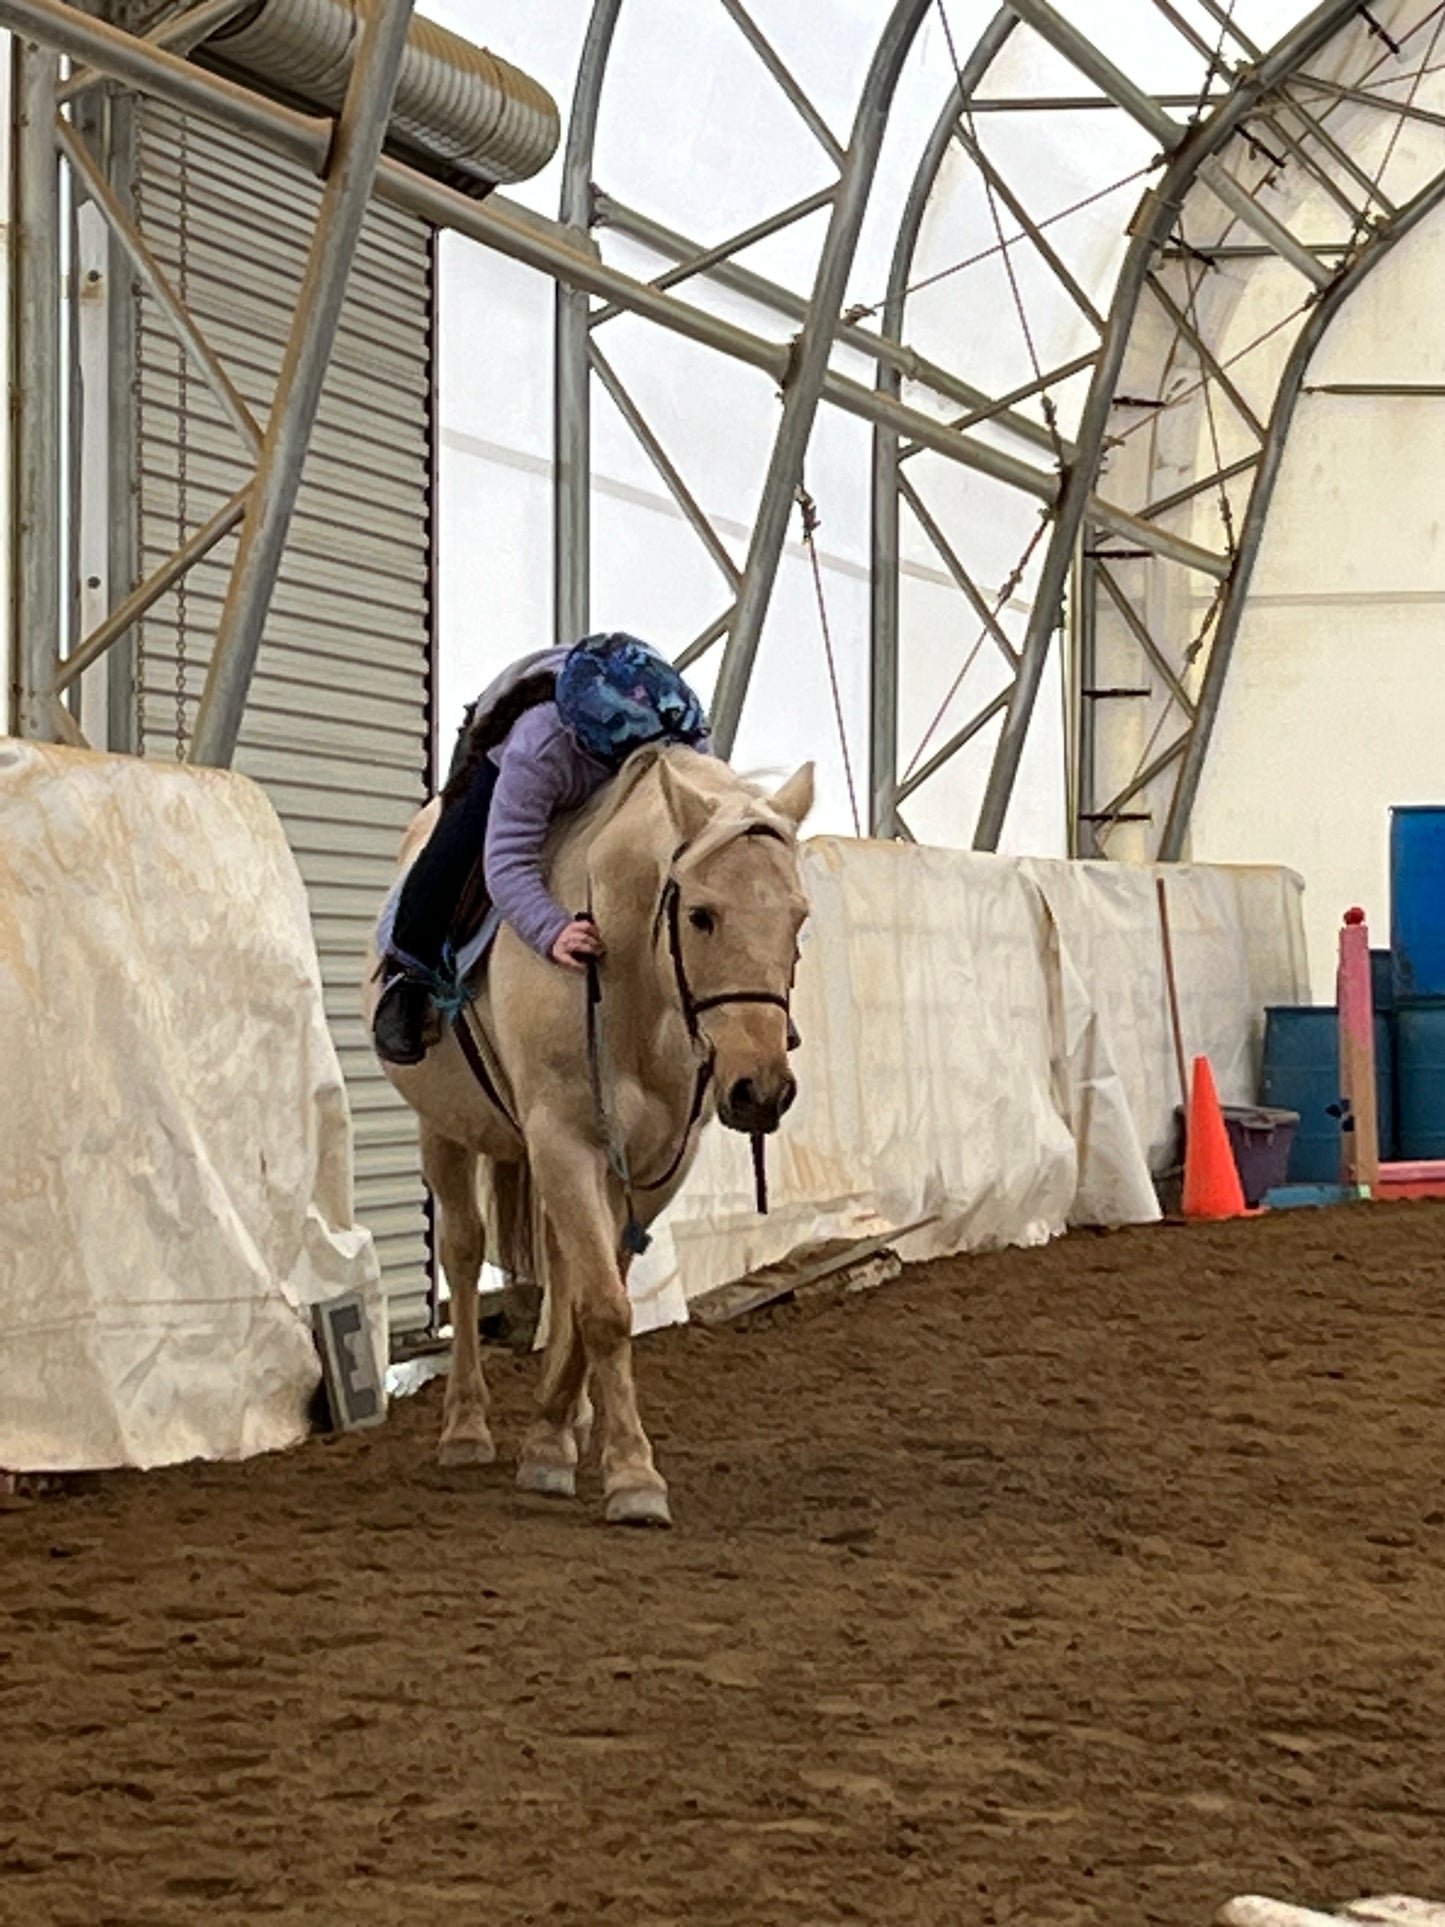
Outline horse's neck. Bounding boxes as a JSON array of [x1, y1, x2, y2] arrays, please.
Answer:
[[561, 778, 691, 1075]]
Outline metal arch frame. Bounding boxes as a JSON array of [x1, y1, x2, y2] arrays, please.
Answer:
[[1041, 0, 1445, 861], [864, 0, 1357, 844], [1159, 157, 1445, 856], [551, 0, 951, 752], [3, 0, 1442, 861], [5, 0, 1189, 758], [549, 0, 1230, 771], [970, 0, 1368, 850], [706, 0, 934, 753], [869, 6, 1054, 841]]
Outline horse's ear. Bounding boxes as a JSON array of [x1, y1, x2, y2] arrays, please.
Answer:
[[770, 762, 815, 829], [657, 757, 717, 845]]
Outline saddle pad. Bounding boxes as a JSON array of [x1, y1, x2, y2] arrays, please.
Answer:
[[374, 881, 501, 992]]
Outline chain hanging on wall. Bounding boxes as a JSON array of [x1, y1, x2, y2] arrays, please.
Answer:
[[174, 106, 191, 760], [132, 122, 148, 756]]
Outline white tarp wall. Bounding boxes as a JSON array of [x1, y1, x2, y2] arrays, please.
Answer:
[[609, 841, 1309, 1335], [0, 743, 384, 1473]]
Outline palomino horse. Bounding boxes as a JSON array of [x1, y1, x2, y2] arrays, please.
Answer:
[[365, 745, 813, 1526]]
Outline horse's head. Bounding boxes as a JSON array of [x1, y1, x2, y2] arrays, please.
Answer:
[[657, 757, 814, 1137]]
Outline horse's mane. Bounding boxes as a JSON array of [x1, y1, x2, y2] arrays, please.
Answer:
[[567, 743, 788, 853]]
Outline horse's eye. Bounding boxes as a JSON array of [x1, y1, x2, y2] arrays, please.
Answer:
[[688, 907, 716, 935]]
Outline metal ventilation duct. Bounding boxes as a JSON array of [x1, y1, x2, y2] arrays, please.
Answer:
[[200, 0, 559, 190]]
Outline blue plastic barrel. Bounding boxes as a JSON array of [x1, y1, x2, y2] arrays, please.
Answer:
[[1371, 948, 1395, 1015], [1262, 1006, 1396, 1182], [1390, 806, 1445, 1003], [1396, 1005, 1445, 1159]]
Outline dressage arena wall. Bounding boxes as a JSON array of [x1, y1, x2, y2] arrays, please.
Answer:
[[0, 743, 1306, 1471]]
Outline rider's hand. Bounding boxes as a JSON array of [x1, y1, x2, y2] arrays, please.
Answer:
[[551, 917, 605, 973]]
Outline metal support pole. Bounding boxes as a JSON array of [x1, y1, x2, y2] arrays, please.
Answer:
[[9, 39, 62, 741], [588, 186, 836, 325], [103, 84, 139, 754], [552, 0, 619, 649], [1159, 161, 1445, 856], [189, 0, 415, 766], [869, 368, 901, 837], [711, 0, 931, 755], [897, 474, 1018, 666], [1072, 529, 1097, 856], [972, 0, 1361, 850], [59, 0, 255, 105], [1144, 271, 1267, 441], [717, 0, 845, 166], [0, 0, 326, 166], [870, 9, 1014, 838], [589, 341, 739, 588]]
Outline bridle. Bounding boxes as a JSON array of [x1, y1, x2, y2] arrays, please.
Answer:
[[586, 819, 801, 1255], [655, 822, 802, 1053]]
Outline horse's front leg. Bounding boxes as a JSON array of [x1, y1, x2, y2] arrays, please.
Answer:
[[422, 1127, 495, 1467], [517, 1215, 591, 1499], [528, 1120, 670, 1528]]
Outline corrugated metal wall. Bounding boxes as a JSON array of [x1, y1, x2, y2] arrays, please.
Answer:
[[128, 102, 436, 1342]]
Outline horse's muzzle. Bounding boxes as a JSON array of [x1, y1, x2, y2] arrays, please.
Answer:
[[719, 1070, 797, 1136]]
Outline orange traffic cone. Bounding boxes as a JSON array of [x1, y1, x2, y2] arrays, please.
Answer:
[[1182, 1054, 1249, 1221]]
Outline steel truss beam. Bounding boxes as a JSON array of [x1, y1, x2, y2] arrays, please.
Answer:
[[593, 191, 1065, 455]]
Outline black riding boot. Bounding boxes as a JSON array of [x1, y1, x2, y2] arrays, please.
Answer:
[[373, 975, 437, 1066]]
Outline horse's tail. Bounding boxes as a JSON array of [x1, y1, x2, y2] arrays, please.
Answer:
[[486, 1156, 544, 1349]]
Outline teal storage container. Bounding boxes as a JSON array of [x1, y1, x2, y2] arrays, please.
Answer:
[[1371, 948, 1394, 1015], [1262, 1006, 1395, 1182], [1390, 806, 1445, 1003], [1396, 1005, 1445, 1159]]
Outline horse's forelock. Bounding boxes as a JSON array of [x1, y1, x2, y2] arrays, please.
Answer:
[[673, 795, 798, 878]]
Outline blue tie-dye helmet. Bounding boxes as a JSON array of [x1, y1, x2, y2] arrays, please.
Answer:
[[555, 632, 709, 767]]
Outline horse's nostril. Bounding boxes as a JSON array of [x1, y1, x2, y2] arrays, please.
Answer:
[[728, 1078, 758, 1116], [778, 1074, 797, 1116]]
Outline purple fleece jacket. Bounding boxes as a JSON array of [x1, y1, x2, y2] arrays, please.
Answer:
[[482, 705, 612, 959], [482, 701, 714, 959]]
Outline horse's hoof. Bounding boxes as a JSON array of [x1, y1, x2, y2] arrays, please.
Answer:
[[437, 1435, 496, 1467], [516, 1461, 576, 1499], [604, 1487, 673, 1529]]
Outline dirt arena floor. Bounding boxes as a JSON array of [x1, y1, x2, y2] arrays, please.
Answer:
[[5, 1203, 1445, 1927]]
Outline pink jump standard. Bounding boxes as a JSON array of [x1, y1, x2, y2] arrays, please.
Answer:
[[1336, 907, 1445, 1201]]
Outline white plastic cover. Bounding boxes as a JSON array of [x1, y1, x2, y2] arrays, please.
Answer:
[[623, 840, 1308, 1333], [0, 742, 384, 1474]]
